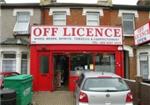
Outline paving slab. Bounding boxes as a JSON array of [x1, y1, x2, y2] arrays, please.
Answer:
[[32, 91, 75, 105]]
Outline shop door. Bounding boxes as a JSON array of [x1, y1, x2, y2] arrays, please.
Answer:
[[53, 54, 69, 91], [37, 52, 51, 91]]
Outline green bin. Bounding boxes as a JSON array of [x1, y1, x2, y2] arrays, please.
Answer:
[[4, 74, 33, 105]]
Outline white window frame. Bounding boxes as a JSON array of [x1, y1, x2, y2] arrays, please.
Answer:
[[49, 8, 70, 26], [13, 9, 33, 16], [13, 9, 33, 35], [82, 8, 104, 16], [122, 13, 135, 35], [21, 52, 28, 74], [83, 8, 103, 26], [137, 47, 150, 80], [53, 11, 66, 26], [2, 52, 16, 72], [13, 12, 30, 34], [118, 10, 138, 36], [49, 7, 70, 15], [86, 12, 100, 26], [0, 8, 1, 16], [139, 53, 149, 79]]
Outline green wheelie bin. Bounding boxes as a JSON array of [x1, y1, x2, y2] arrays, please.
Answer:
[[4, 74, 33, 105]]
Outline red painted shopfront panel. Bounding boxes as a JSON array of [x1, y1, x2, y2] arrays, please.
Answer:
[[69, 76, 79, 91], [115, 51, 124, 77], [31, 45, 124, 91]]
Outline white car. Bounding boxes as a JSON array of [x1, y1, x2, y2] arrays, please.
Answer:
[[74, 71, 133, 105]]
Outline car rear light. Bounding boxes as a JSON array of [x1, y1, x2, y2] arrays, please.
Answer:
[[126, 92, 133, 103], [79, 91, 88, 103]]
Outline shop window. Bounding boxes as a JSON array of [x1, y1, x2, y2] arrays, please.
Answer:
[[71, 53, 93, 71], [21, 53, 28, 74], [95, 54, 115, 73], [139, 53, 149, 79], [2, 53, 16, 72], [40, 56, 49, 74], [122, 13, 135, 35], [86, 12, 99, 26], [53, 11, 66, 25], [13, 12, 30, 35]]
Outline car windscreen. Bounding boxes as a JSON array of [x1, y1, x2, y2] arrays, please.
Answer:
[[82, 77, 129, 92]]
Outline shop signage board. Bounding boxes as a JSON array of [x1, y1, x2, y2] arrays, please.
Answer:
[[31, 26, 123, 45], [134, 21, 150, 45]]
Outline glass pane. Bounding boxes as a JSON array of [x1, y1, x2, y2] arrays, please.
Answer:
[[22, 54, 27, 59], [140, 61, 149, 79], [53, 12, 66, 25], [95, 54, 115, 73], [13, 22, 29, 33], [17, 12, 30, 23], [123, 21, 134, 34], [87, 12, 99, 26], [83, 78, 129, 92], [71, 53, 93, 71], [2, 60, 16, 72], [123, 13, 134, 20], [40, 56, 49, 74], [122, 13, 134, 34], [21, 60, 27, 74], [140, 53, 149, 79], [53, 20, 66, 25], [87, 21, 99, 26], [53, 14, 66, 20], [87, 13, 99, 20], [3, 54, 16, 58]]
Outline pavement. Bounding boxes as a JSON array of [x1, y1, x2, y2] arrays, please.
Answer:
[[32, 91, 75, 105]]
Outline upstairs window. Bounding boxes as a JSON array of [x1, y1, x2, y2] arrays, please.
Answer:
[[122, 13, 135, 35], [86, 12, 99, 26], [13, 12, 30, 35], [53, 11, 66, 25]]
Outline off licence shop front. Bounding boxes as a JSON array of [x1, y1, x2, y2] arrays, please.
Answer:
[[30, 26, 124, 91]]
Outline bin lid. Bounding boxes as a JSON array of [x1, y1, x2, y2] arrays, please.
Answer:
[[4, 74, 32, 81], [0, 88, 16, 94]]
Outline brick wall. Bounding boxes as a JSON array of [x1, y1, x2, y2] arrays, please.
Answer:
[[125, 77, 150, 105]]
